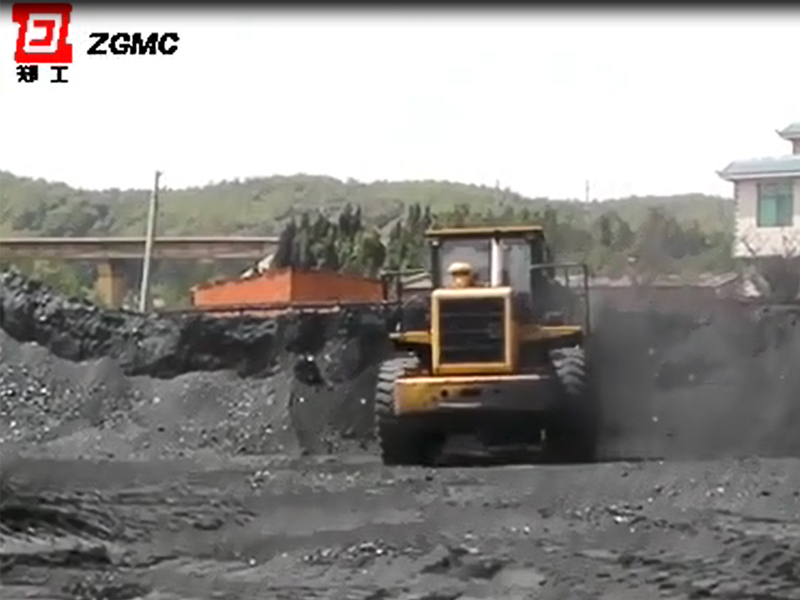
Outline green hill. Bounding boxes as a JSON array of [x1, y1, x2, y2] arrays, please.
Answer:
[[0, 170, 732, 237]]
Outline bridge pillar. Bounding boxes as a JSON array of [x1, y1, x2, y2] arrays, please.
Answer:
[[95, 259, 126, 307]]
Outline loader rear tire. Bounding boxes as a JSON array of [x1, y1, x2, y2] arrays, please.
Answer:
[[548, 346, 600, 463], [375, 355, 432, 466]]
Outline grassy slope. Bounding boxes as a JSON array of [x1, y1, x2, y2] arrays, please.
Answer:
[[0, 170, 734, 238]]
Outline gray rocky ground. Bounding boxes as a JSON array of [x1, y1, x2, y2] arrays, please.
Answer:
[[2, 268, 800, 599]]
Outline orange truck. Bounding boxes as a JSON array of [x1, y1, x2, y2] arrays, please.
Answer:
[[190, 267, 387, 316]]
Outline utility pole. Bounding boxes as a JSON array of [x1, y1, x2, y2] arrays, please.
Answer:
[[585, 179, 591, 203], [138, 170, 161, 313]]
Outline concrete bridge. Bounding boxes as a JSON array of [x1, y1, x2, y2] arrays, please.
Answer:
[[0, 236, 279, 307]]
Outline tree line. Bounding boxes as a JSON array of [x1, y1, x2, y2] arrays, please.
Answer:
[[270, 201, 734, 284]]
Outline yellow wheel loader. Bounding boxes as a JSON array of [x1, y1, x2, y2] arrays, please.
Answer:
[[375, 225, 599, 466]]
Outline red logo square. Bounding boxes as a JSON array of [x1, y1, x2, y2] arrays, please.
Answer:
[[12, 3, 73, 64]]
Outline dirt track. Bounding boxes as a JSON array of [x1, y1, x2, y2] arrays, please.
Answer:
[[5, 454, 800, 599], [3, 269, 800, 598]]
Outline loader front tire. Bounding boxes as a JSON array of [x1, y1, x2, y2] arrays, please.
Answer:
[[375, 355, 432, 466], [548, 345, 600, 463]]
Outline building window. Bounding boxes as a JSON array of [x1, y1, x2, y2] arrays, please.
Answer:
[[757, 180, 794, 227]]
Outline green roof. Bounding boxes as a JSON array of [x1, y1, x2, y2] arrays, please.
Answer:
[[718, 155, 800, 181], [778, 122, 800, 139]]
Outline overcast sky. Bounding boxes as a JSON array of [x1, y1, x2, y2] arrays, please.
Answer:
[[2, 8, 799, 199]]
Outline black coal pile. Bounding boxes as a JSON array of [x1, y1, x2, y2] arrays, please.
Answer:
[[0, 268, 391, 458], [3, 267, 800, 463], [1, 268, 382, 379], [593, 301, 800, 459]]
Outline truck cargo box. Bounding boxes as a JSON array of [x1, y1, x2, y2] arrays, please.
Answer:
[[191, 268, 384, 311]]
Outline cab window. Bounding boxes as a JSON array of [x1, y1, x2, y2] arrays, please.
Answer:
[[501, 239, 532, 291], [438, 238, 491, 285]]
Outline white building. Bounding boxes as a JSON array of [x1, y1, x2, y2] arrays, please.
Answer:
[[718, 122, 800, 259]]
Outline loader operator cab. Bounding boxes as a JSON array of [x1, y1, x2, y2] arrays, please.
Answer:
[[433, 230, 548, 291], [427, 226, 565, 322]]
